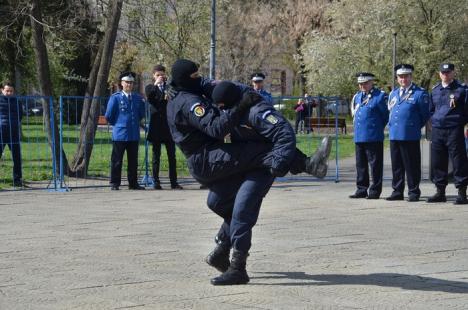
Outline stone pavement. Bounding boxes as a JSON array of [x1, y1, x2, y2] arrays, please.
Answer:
[[1, 140, 468, 309]]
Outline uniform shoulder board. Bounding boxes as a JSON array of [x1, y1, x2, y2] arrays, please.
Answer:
[[432, 83, 440, 90]]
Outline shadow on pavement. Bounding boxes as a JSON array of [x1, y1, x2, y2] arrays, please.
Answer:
[[251, 271, 468, 293]]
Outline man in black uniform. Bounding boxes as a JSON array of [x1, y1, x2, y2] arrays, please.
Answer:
[[0, 82, 23, 187], [166, 60, 331, 285], [145, 65, 182, 190], [427, 63, 468, 204]]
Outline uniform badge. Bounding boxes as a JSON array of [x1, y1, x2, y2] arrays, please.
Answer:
[[190, 103, 206, 117], [388, 97, 397, 110], [449, 94, 456, 108], [266, 114, 279, 125]]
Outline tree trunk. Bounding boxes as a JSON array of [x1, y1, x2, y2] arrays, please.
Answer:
[[69, 0, 124, 177], [30, 0, 69, 174]]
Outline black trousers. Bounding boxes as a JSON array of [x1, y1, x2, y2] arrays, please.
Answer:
[[431, 126, 468, 189], [0, 127, 22, 183], [151, 140, 177, 185], [390, 140, 421, 197], [355, 142, 383, 196], [207, 169, 274, 252], [110, 141, 139, 187]]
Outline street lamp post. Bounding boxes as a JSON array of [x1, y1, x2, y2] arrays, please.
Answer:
[[209, 0, 216, 79], [392, 32, 397, 89]]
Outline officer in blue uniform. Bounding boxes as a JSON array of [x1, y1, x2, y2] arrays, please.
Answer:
[[427, 63, 468, 204], [386, 64, 431, 202], [105, 72, 146, 190], [251, 73, 273, 105], [349, 73, 389, 199], [167, 60, 331, 285], [0, 82, 23, 187]]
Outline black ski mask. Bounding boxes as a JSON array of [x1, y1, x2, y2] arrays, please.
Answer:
[[170, 59, 202, 91], [212, 81, 242, 109]]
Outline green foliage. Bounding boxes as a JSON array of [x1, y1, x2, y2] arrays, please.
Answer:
[[302, 0, 468, 99]]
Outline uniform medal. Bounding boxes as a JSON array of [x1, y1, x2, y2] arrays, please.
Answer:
[[362, 94, 371, 106], [388, 97, 397, 110], [449, 94, 456, 108]]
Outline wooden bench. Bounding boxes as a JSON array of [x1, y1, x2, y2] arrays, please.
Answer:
[[97, 115, 107, 125], [306, 117, 347, 134]]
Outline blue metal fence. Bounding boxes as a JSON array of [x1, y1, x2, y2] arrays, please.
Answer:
[[0, 95, 348, 190]]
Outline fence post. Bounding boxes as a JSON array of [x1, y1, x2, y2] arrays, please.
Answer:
[[58, 96, 69, 191], [47, 96, 59, 191], [334, 100, 340, 183]]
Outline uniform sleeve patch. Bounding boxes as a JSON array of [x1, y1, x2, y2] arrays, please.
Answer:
[[190, 103, 205, 117], [262, 111, 278, 124]]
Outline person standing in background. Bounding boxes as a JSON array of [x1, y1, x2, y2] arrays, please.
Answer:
[[0, 82, 23, 187], [105, 72, 146, 191], [145, 65, 182, 190]]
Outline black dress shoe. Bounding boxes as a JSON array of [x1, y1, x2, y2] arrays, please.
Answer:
[[111, 185, 119, 190], [13, 180, 24, 188], [367, 194, 380, 200], [407, 196, 419, 202], [129, 184, 145, 190], [385, 193, 404, 201], [426, 190, 446, 203], [153, 183, 163, 190], [171, 183, 183, 190], [349, 192, 367, 199]]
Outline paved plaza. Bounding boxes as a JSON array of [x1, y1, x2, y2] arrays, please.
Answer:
[[1, 140, 468, 309]]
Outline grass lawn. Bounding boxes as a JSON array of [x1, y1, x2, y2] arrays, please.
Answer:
[[0, 117, 356, 188]]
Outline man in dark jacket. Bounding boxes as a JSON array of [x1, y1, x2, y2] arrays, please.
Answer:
[[145, 65, 182, 190], [166, 59, 331, 285], [0, 82, 23, 187]]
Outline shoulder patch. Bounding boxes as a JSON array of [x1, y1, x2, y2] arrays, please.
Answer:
[[262, 110, 278, 125], [190, 103, 205, 117]]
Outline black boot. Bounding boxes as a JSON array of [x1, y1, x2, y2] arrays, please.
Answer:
[[211, 250, 250, 285], [454, 186, 468, 205], [304, 137, 332, 178], [205, 237, 230, 273], [426, 188, 446, 203]]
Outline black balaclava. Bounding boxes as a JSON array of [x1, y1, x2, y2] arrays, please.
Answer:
[[170, 59, 202, 91], [212, 81, 242, 109]]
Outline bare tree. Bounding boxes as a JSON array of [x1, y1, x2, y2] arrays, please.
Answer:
[[30, 0, 67, 173], [69, 0, 124, 177]]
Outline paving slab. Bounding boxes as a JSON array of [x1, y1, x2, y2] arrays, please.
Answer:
[[1, 170, 468, 310]]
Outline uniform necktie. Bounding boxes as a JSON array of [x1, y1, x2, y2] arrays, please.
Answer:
[[400, 88, 405, 97]]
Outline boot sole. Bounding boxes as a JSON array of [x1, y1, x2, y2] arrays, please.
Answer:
[[211, 277, 250, 285]]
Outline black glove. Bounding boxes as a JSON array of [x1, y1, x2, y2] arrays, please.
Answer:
[[237, 91, 263, 114], [269, 161, 289, 177]]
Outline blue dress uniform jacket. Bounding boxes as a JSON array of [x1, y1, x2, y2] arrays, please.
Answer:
[[430, 80, 468, 128], [105, 91, 146, 141], [352, 87, 389, 143], [256, 89, 273, 106], [388, 84, 431, 141]]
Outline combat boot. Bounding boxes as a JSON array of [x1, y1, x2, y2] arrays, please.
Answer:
[[454, 186, 468, 205], [426, 188, 446, 203], [205, 237, 231, 273], [211, 250, 249, 285], [305, 136, 332, 178]]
